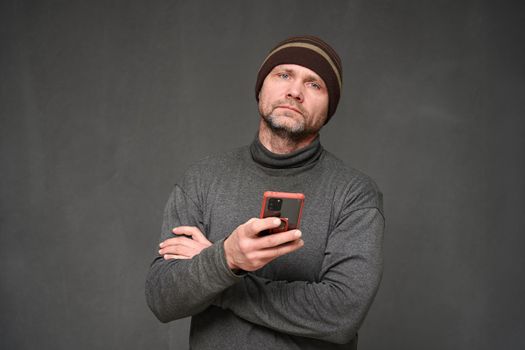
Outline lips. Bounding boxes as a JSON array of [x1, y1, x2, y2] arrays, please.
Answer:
[[276, 105, 302, 114]]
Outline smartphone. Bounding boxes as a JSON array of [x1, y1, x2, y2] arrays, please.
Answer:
[[259, 191, 305, 236]]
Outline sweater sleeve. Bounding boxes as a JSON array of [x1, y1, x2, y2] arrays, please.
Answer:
[[215, 204, 385, 344], [145, 184, 243, 322]]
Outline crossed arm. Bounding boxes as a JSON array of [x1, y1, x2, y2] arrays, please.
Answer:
[[159, 218, 304, 271], [146, 185, 305, 322], [156, 205, 384, 344]]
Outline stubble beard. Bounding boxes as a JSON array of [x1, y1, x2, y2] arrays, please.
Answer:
[[260, 104, 317, 143]]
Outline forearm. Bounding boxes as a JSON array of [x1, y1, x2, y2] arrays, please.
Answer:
[[215, 208, 384, 344], [146, 238, 243, 322], [216, 264, 381, 343]]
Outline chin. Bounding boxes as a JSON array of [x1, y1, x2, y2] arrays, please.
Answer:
[[263, 115, 315, 142], [267, 115, 305, 133]]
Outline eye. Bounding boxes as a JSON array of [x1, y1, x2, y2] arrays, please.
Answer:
[[277, 72, 290, 80], [308, 82, 322, 90]]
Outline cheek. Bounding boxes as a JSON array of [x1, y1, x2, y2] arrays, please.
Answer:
[[258, 93, 272, 115], [318, 96, 329, 115], [259, 89, 278, 111], [261, 87, 277, 102], [309, 96, 328, 114]]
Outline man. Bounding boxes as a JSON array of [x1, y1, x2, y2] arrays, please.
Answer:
[[146, 35, 384, 349]]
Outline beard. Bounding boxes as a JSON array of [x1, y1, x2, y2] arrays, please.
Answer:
[[259, 101, 318, 142]]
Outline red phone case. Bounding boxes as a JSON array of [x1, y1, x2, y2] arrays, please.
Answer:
[[259, 191, 305, 235]]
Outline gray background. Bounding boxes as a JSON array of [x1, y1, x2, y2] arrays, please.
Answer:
[[1, 1, 524, 349]]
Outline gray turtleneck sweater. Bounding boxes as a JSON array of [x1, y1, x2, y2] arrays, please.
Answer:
[[146, 137, 384, 350]]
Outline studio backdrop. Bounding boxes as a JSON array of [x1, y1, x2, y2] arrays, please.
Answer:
[[1, 1, 524, 349]]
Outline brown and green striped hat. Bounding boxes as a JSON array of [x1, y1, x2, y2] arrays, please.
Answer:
[[255, 35, 343, 122]]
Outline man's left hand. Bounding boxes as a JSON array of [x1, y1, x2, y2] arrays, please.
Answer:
[[159, 226, 212, 260]]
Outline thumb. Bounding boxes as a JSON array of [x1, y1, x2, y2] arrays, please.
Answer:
[[245, 217, 282, 237]]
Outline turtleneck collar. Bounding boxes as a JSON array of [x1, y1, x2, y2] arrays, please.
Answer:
[[250, 135, 324, 169]]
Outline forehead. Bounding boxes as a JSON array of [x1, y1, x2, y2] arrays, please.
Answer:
[[270, 64, 325, 83]]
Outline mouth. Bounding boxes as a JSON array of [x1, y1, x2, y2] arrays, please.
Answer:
[[276, 105, 302, 114]]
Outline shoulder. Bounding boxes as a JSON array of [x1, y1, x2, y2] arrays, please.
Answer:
[[178, 145, 248, 187], [185, 146, 247, 175], [321, 150, 384, 214], [169, 145, 248, 205]]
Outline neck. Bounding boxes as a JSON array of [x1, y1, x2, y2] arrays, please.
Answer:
[[258, 119, 318, 154]]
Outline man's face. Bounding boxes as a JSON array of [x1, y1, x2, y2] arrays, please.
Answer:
[[258, 64, 329, 140]]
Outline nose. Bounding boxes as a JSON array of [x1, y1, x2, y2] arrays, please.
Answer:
[[286, 82, 304, 103]]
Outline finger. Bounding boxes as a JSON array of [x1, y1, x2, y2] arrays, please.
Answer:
[[160, 237, 201, 249], [245, 217, 282, 237], [159, 240, 201, 255], [253, 230, 302, 250], [171, 226, 200, 237], [159, 243, 201, 257], [172, 226, 210, 244], [257, 239, 304, 260], [164, 254, 191, 260]]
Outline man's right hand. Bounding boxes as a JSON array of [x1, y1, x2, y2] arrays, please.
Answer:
[[223, 217, 304, 272]]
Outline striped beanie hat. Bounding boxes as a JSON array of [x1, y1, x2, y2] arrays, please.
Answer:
[[255, 35, 343, 122]]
